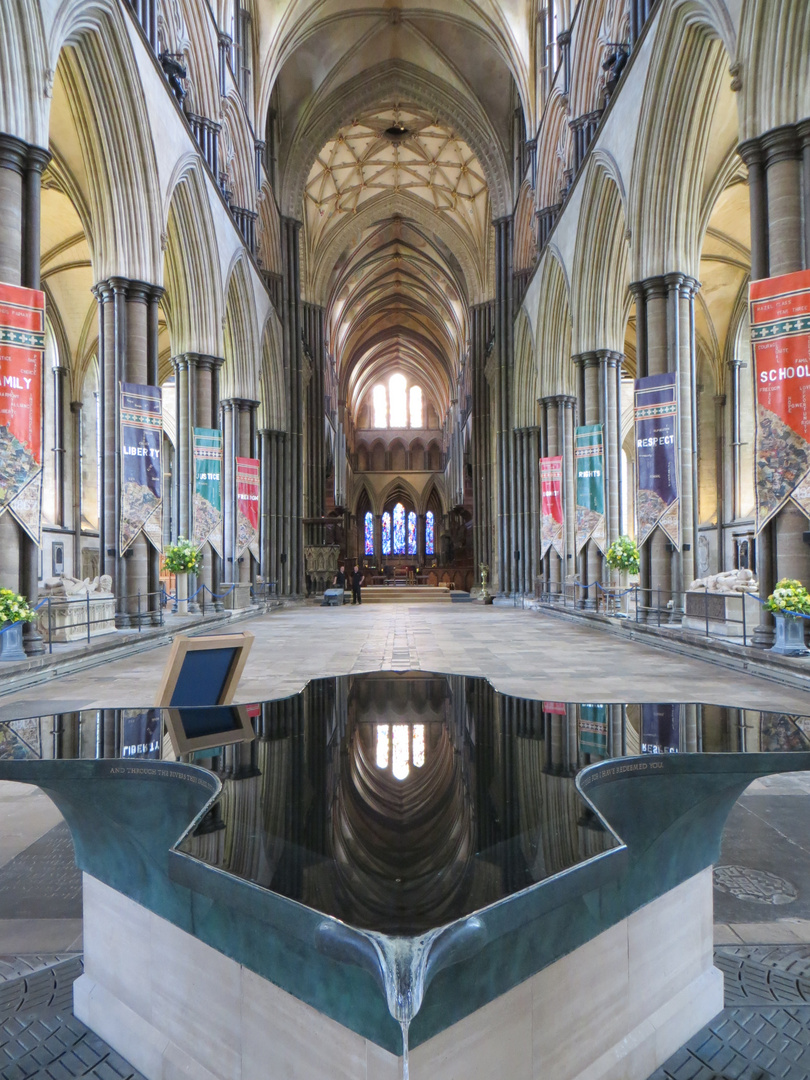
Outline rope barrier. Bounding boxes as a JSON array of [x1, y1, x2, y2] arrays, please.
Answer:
[[161, 582, 239, 603]]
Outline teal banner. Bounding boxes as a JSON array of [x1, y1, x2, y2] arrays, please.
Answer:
[[575, 424, 606, 553], [579, 703, 607, 759], [193, 427, 223, 553]]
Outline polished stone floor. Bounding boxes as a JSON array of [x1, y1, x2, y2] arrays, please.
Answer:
[[2, 602, 810, 1078]]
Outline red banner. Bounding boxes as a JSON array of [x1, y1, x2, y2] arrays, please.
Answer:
[[236, 456, 260, 558], [543, 701, 567, 715], [751, 269, 810, 529], [0, 283, 45, 543], [540, 455, 564, 558]]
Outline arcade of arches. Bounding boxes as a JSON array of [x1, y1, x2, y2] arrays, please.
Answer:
[[0, 0, 809, 648]]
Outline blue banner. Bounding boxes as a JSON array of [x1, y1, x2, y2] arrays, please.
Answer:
[[120, 382, 162, 554], [641, 704, 680, 753], [634, 373, 679, 548]]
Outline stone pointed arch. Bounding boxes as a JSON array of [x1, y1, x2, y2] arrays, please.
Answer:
[[280, 61, 510, 221], [514, 180, 536, 272], [222, 255, 259, 399], [0, 0, 48, 143], [378, 475, 422, 516], [570, 153, 631, 354], [629, 2, 734, 279], [738, 0, 810, 139], [535, 89, 569, 212], [220, 92, 257, 211], [534, 248, 573, 399], [163, 156, 224, 357], [419, 476, 446, 518], [513, 308, 537, 428], [258, 314, 287, 431], [48, 0, 162, 281]]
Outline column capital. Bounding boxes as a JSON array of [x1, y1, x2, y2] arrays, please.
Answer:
[[0, 133, 30, 174], [760, 124, 801, 166], [93, 277, 162, 303], [737, 136, 765, 169], [221, 396, 260, 412], [595, 349, 624, 367], [572, 351, 599, 368], [798, 119, 810, 149]]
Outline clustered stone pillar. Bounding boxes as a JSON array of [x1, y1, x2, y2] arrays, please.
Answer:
[[93, 278, 164, 626], [302, 303, 326, 552], [0, 134, 50, 652], [494, 216, 515, 593], [281, 217, 304, 594], [220, 397, 259, 590], [629, 274, 698, 619], [739, 123, 810, 646], [172, 353, 222, 610], [470, 302, 495, 580], [257, 428, 287, 593], [512, 427, 541, 594]]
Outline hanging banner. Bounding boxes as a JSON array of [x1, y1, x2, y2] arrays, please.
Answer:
[[579, 703, 607, 758], [540, 455, 564, 558], [542, 700, 567, 716], [0, 283, 44, 544], [236, 456, 260, 559], [641, 704, 681, 754], [575, 424, 606, 553], [120, 383, 162, 554], [121, 709, 161, 760], [750, 269, 810, 530], [634, 373, 679, 548], [193, 427, 223, 554]]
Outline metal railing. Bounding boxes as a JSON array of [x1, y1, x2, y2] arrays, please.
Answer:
[[534, 579, 774, 646]]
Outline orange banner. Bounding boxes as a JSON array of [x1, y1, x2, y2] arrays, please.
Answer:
[[751, 269, 810, 529], [0, 282, 45, 543]]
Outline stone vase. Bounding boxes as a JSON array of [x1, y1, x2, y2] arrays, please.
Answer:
[[0, 621, 27, 661], [176, 572, 189, 616], [771, 612, 809, 657]]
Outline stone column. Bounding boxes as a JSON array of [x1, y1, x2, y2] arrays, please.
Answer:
[[494, 217, 515, 594], [281, 218, 305, 595], [542, 398, 560, 593], [0, 135, 49, 652], [560, 396, 577, 592], [52, 365, 68, 527], [238, 399, 258, 588], [528, 425, 541, 595], [221, 400, 237, 584], [70, 401, 82, 577], [93, 278, 161, 626], [259, 428, 271, 585]]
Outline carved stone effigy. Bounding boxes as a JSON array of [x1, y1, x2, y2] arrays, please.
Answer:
[[684, 569, 759, 640], [37, 574, 117, 642]]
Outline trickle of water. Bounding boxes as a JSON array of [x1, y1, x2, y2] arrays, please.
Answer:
[[400, 1019, 410, 1080]]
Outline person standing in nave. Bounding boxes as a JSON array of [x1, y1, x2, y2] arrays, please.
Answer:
[[351, 565, 364, 605]]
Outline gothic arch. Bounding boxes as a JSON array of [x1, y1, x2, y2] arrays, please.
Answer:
[[535, 90, 569, 213], [534, 248, 573, 399], [220, 92, 256, 211], [629, 2, 734, 279], [163, 156, 224, 357], [48, 0, 163, 281], [513, 180, 536, 272], [257, 314, 287, 430], [0, 0, 48, 143], [570, 153, 631, 354], [513, 308, 537, 428], [738, 0, 810, 139], [222, 254, 259, 399]]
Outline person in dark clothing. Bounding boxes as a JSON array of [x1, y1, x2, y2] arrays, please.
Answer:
[[351, 565, 365, 605], [333, 564, 346, 589]]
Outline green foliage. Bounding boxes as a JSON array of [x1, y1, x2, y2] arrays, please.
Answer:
[[765, 578, 810, 615], [164, 537, 202, 575], [604, 535, 640, 575], [0, 588, 36, 625]]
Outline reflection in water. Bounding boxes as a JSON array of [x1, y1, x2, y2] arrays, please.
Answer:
[[3, 680, 810, 936]]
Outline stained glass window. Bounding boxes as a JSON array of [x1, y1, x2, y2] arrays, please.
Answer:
[[393, 502, 406, 554], [373, 384, 387, 428], [409, 386, 423, 428], [407, 511, 416, 555], [425, 510, 435, 555], [389, 374, 408, 427], [364, 511, 374, 556], [382, 511, 391, 555]]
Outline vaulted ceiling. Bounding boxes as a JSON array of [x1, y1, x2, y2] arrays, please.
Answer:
[[263, 3, 517, 429]]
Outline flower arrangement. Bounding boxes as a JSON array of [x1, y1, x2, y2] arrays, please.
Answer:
[[604, 535, 640, 575], [765, 578, 810, 616], [164, 537, 202, 575], [0, 588, 36, 625]]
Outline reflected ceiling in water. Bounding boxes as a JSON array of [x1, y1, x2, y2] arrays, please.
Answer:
[[2, 674, 809, 934]]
